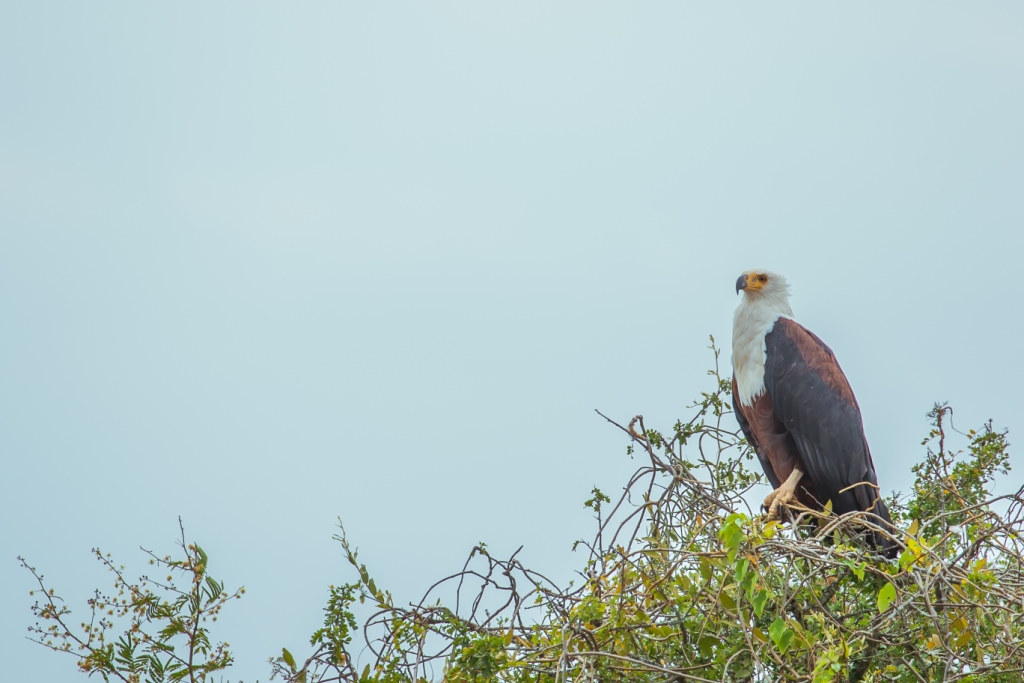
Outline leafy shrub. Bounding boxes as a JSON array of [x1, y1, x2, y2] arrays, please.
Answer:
[[24, 342, 1024, 682], [21, 520, 243, 683]]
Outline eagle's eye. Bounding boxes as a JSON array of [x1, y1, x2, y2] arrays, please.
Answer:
[[758, 275, 768, 283]]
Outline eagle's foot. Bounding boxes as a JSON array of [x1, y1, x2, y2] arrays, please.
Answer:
[[763, 470, 804, 521], [763, 487, 798, 520]]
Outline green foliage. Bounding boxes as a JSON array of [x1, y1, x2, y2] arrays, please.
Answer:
[[20, 518, 244, 683], [24, 339, 1024, 682], [907, 403, 1011, 540], [270, 340, 1022, 682], [875, 582, 896, 613]]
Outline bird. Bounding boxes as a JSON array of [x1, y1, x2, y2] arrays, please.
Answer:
[[731, 269, 896, 554]]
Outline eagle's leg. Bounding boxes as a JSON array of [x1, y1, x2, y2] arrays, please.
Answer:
[[763, 469, 803, 521]]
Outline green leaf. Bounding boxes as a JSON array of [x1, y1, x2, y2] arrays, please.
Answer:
[[769, 617, 794, 653], [752, 589, 769, 617], [877, 582, 897, 612], [723, 525, 744, 550], [897, 548, 914, 570], [699, 557, 713, 583], [697, 635, 719, 657]]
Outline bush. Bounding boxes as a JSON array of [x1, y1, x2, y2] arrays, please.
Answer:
[[23, 343, 1024, 682], [20, 520, 242, 683]]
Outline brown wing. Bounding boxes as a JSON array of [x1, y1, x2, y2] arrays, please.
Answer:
[[733, 377, 775, 488], [763, 318, 895, 552], [732, 376, 822, 509]]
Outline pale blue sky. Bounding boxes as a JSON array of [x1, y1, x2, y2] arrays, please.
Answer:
[[2, 3, 1022, 680]]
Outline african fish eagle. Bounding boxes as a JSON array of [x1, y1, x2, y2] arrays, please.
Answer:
[[731, 270, 895, 553]]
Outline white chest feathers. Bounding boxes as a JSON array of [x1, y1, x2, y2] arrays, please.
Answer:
[[732, 294, 794, 408]]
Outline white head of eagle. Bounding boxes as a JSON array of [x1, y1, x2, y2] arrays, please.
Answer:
[[729, 269, 897, 556]]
